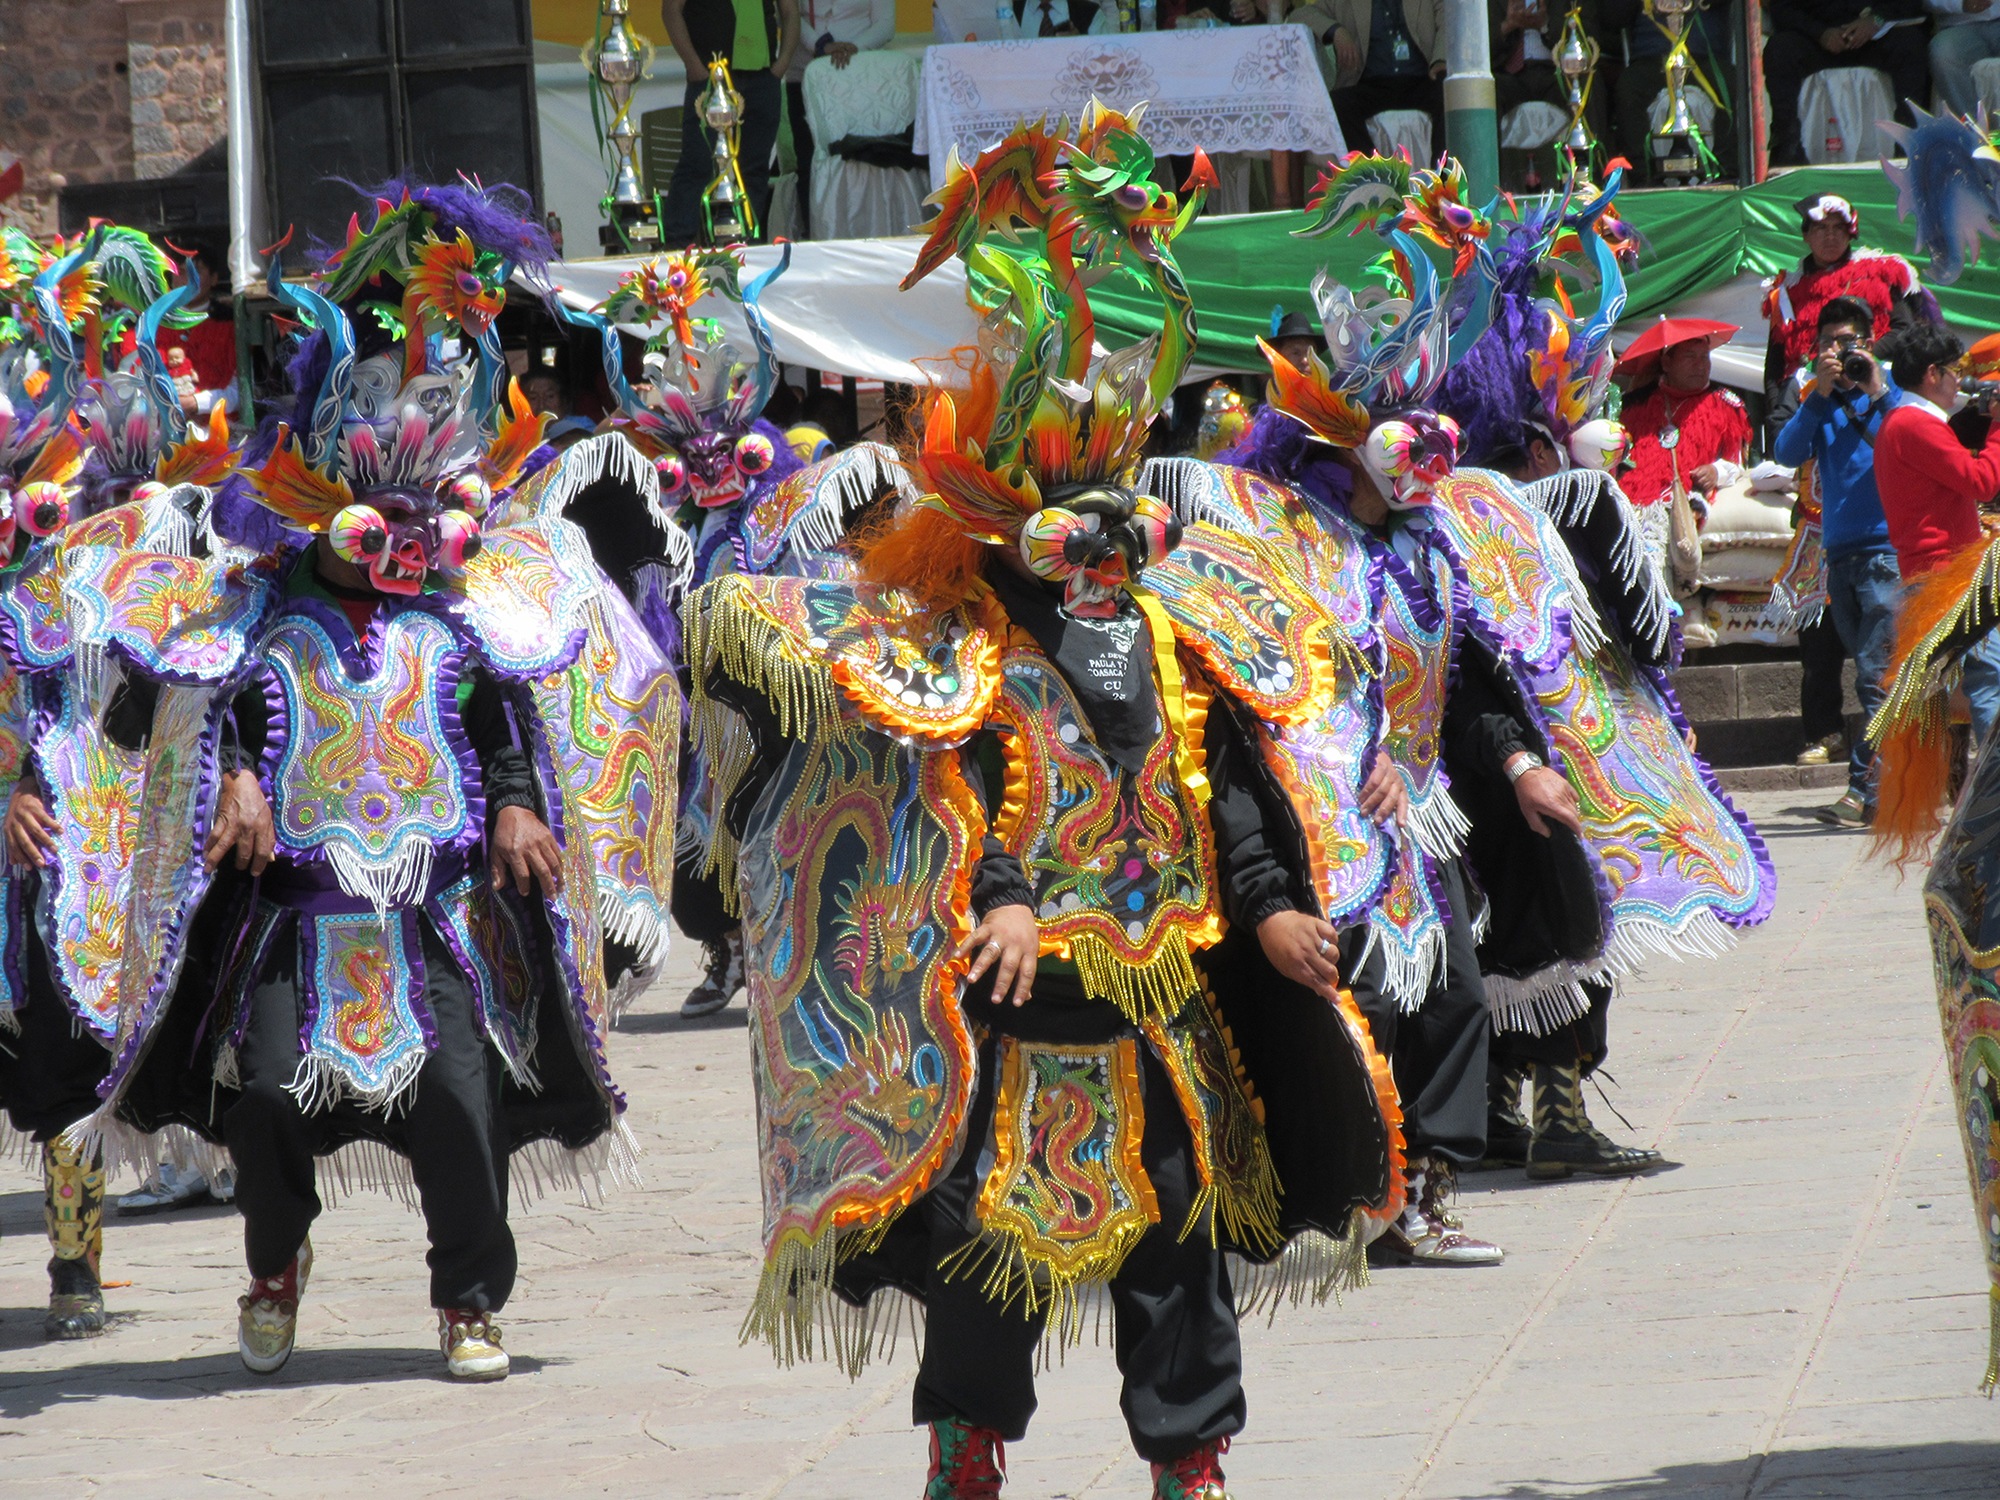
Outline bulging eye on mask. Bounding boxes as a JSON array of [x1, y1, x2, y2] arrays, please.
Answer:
[[1360, 412, 1462, 508], [329, 487, 484, 596], [1568, 418, 1628, 473], [1017, 485, 1183, 619]]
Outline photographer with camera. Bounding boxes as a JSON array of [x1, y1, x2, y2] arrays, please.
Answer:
[[1875, 324, 2000, 751], [1776, 297, 1900, 827]]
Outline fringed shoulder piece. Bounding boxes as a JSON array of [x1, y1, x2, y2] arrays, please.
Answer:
[[687, 572, 1008, 751], [1141, 522, 1360, 728], [59, 544, 282, 685], [1870, 539, 2000, 866], [737, 440, 916, 576]]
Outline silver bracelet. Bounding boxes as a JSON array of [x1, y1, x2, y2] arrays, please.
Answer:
[[1505, 752, 1545, 784]]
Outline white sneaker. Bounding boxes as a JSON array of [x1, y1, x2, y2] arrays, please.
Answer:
[[439, 1309, 510, 1381], [118, 1161, 210, 1216]]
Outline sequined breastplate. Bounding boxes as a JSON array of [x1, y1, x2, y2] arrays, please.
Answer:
[[989, 643, 1219, 1022], [265, 606, 478, 909], [1376, 542, 1455, 800]]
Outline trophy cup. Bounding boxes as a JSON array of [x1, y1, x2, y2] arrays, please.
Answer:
[[584, 0, 659, 252], [1650, 0, 1704, 185], [700, 59, 756, 243], [1555, 6, 1599, 157]]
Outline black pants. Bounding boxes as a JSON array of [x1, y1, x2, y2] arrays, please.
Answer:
[[1331, 75, 1443, 163], [670, 860, 736, 947], [1762, 27, 1927, 162], [660, 70, 782, 243], [224, 919, 516, 1310], [1799, 615, 1848, 743], [911, 1033, 1244, 1464], [0, 923, 110, 1142], [1342, 858, 1490, 1166], [787, 79, 813, 238], [1490, 978, 1612, 1079], [1614, 56, 1740, 182]]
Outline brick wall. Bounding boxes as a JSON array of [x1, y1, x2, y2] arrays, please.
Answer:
[[0, 0, 136, 236], [0, 0, 225, 238], [125, 0, 226, 182]]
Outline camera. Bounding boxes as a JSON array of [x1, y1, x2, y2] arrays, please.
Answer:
[[1832, 336, 1873, 385], [1965, 378, 2000, 410]]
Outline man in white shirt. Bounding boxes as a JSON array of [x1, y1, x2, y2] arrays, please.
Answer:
[[1930, 0, 2000, 117], [785, 0, 896, 237]]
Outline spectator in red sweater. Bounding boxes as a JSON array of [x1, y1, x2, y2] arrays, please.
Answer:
[[1873, 322, 2000, 748]]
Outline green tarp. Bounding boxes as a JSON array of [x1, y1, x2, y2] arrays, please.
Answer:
[[1087, 165, 2000, 373]]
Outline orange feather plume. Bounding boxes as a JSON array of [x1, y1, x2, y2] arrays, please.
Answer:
[[1259, 337, 1371, 448], [20, 422, 85, 490], [247, 424, 354, 532], [478, 377, 550, 491], [1870, 543, 1992, 868], [155, 405, 234, 489]]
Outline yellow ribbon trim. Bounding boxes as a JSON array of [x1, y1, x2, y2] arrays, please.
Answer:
[[1130, 585, 1212, 811]]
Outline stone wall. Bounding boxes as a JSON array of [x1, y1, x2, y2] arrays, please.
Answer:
[[0, 0, 136, 236], [125, 0, 226, 182], [0, 0, 225, 238]]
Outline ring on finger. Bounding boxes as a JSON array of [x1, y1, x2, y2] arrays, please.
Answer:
[[984, 941, 1001, 952], [1316, 936, 1331, 957]]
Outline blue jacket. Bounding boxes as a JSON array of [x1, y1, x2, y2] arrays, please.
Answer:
[[1774, 380, 1898, 561]]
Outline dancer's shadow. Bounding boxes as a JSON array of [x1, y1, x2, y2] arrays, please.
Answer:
[[1487, 1441, 1997, 1498], [0, 1346, 556, 1417], [616, 1006, 748, 1035]]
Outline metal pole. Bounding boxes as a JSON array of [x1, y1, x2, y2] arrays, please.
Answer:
[[223, 0, 258, 400], [1442, 0, 1499, 204]]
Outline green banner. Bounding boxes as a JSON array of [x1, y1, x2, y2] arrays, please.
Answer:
[[1083, 167, 2000, 373]]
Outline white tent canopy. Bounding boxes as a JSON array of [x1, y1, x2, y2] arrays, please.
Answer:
[[544, 245, 1778, 395]]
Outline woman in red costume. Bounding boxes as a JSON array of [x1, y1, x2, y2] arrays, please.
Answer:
[[1762, 193, 1937, 425]]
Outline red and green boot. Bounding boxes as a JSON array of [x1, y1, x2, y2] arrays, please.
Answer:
[[1151, 1437, 1231, 1500], [924, 1415, 1006, 1499]]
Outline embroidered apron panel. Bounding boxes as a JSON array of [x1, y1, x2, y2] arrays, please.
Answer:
[[297, 909, 433, 1110], [265, 609, 477, 907], [973, 1036, 1160, 1287]]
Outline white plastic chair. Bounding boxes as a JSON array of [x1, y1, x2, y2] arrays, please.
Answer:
[[802, 50, 928, 242], [1799, 67, 1893, 164], [1366, 110, 1433, 165], [1500, 101, 1568, 151]]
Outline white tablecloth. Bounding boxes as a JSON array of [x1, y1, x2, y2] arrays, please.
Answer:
[[912, 26, 1347, 191]]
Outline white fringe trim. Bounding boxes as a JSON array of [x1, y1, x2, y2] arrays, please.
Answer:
[[1405, 781, 1471, 862], [62, 1109, 641, 1212], [782, 442, 918, 556], [1139, 456, 1254, 533], [327, 841, 433, 917], [1484, 905, 1739, 1035], [1370, 907, 1445, 1013], [1520, 469, 1673, 658], [284, 1048, 429, 1120]]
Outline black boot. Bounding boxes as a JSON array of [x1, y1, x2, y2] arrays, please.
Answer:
[[44, 1141, 107, 1339], [1526, 1063, 1661, 1180], [681, 930, 744, 1019], [1480, 1064, 1531, 1169]]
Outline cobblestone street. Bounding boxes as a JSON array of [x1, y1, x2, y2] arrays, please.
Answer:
[[2, 789, 1993, 1499]]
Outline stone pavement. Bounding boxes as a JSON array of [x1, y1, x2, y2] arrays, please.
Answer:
[[1, 789, 1995, 1499]]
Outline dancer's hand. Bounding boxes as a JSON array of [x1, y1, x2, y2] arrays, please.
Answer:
[[960, 903, 1037, 1006], [1511, 760, 1583, 838], [491, 805, 564, 897], [1258, 909, 1341, 997], [1358, 749, 1409, 828], [5, 783, 57, 868], [204, 770, 275, 874]]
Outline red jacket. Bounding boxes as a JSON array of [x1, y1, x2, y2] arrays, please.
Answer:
[[1874, 399, 2000, 578]]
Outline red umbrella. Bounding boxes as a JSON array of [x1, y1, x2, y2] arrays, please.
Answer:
[[1612, 316, 1740, 389]]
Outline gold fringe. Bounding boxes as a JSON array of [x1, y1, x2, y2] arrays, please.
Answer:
[[740, 1217, 905, 1377], [935, 1218, 1154, 1347], [1069, 928, 1203, 1025], [1870, 538, 2000, 743]]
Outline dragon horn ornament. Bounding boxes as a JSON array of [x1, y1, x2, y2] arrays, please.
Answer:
[[242, 180, 565, 591], [1259, 153, 1463, 505], [556, 241, 790, 510], [896, 102, 1203, 610]]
